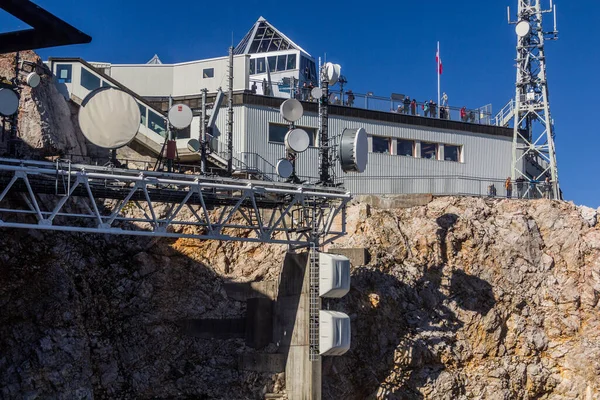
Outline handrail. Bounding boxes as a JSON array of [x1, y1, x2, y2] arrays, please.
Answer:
[[493, 100, 515, 127]]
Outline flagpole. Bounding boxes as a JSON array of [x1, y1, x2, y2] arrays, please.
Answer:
[[437, 41, 441, 118]]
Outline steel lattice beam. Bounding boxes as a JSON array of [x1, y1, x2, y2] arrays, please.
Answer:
[[0, 158, 350, 247]]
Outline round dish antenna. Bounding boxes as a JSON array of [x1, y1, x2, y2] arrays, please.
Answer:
[[0, 88, 19, 117], [325, 62, 341, 86], [168, 103, 193, 129], [311, 87, 323, 99], [276, 158, 293, 179], [187, 138, 200, 153], [339, 127, 368, 173], [26, 72, 41, 88], [285, 128, 310, 153], [280, 98, 303, 122], [515, 20, 531, 37], [78, 87, 141, 149]]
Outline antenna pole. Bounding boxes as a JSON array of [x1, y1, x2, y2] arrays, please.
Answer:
[[227, 46, 234, 176], [510, 0, 560, 199], [318, 69, 331, 186], [166, 96, 173, 172], [200, 88, 208, 175]]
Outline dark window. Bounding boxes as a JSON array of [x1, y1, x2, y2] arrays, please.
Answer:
[[397, 139, 414, 156], [372, 136, 390, 154], [80, 68, 100, 91], [203, 68, 214, 78], [269, 123, 316, 146], [259, 40, 270, 52], [421, 142, 438, 160], [267, 56, 276, 72], [277, 55, 287, 72], [444, 145, 461, 162], [249, 40, 260, 53], [287, 54, 297, 70], [256, 58, 266, 74], [249, 58, 256, 75], [56, 64, 72, 83], [268, 123, 289, 143], [148, 110, 167, 137], [139, 103, 147, 126]]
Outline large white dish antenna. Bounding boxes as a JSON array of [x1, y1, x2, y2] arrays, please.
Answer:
[[276, 158, 293, 179], [516, 20, 531, 37], [285, 128, 310, 153], [339, 127, 368, 173], [187, 138, 200, 152], [26, 72, 41, 88], [78, 87, 141, 149], [280, 98, 303, 122], [168, 103, 193, 130], [311, 87, 323, 99], [325, 62, 341, 86], [0, 88, 19, 117]]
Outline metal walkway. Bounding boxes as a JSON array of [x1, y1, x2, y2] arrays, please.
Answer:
[[0, 158, 350, 247]]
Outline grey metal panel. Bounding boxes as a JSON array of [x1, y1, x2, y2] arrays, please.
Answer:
[[224, 105, 515, 194]]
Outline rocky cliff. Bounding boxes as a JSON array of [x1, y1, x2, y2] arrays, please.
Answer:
[[1, 52, 599, 399]]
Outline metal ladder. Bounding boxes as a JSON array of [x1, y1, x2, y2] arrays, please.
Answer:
[[309, 245, 320, 361]]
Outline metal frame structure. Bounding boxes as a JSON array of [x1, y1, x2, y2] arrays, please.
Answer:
[[0, 158, 350, 247], [509, 0, 560, 199]]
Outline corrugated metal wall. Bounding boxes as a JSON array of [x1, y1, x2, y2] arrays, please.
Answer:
[[221, 105, 518, 195]]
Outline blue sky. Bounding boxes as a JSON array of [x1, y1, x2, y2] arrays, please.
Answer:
[[1, 0, 598, 207]]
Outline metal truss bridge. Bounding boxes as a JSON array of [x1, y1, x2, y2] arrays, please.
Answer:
[[0, 158, 350, 247]]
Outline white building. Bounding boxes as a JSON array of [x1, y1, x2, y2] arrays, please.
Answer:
[[47, 17, 539, 197]]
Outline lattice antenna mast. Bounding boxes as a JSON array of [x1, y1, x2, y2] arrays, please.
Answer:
[[509, 0, 560, 199]]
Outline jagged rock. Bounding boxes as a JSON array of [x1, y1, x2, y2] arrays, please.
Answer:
[[578, 205, 597, 227]]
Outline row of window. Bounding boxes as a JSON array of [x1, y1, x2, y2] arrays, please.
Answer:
[[372, 136, 462, 162], [56, 64, 190, 140], [250, 53, 297, 75]]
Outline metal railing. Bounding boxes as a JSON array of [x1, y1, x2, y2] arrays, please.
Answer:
[[344, 175, 556, 199]]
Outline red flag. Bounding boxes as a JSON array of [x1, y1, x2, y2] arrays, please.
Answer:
[[436, 49, 443, 75]]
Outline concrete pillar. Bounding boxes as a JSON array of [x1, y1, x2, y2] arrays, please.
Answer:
[[274, 252, 321, 400]]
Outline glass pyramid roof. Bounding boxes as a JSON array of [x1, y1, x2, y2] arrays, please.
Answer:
[[234, 17, 310, 56]]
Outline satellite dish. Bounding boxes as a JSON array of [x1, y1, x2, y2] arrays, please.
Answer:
[[0, 88, 19, 117], [276, 158, 293, 179], [339, 127, 368, 173], [516, 20, 531, 37], [187, 138, 200, 152], [311, 87, 323, 99], [325, 62, 341, 86], [280, 98, 303, 122], [26, 72, 41, 88], [285, 128, 310, 153], [78, 87, 141, 149], [168, 103, 193, 130]]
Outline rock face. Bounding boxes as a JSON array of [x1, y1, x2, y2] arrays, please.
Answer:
[[0, 197, 598, 399]]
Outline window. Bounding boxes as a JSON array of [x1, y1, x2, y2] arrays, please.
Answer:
[[267, 56, 276, 72], [256, 58, 266, 74], [56, 64, 72, 83], [277, 55, 286, 72], [249, 59, 256, 75], [372, 136, 390, 154], [421, 142, 438, 160], [269, 123, 316, 146], [397, 139, 414, 157], [203, 68, 214, 78], [287, 54, 297, 70], [80, 68, 100, 91], [148, 110, 167, 137], [444, 145, 461, 162], [139, 103, 147, 126]]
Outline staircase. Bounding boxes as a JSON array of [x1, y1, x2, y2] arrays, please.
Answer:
[[494, 100, 515, 127]]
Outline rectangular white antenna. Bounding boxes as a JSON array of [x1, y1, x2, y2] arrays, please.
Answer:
[[550, 0, 553, 10], [554, 5, 557, 32], [507, 6, 511, 24]]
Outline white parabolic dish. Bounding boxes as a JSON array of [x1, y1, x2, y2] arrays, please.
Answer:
[[168, 103, 193, 129], [284, 128, 310, 153], [276, 158, 293, 179], [516, 20, 531, 37], [78, 87, 141, 149], [280, 98, 303, 122], [0, 87, 19, 117], [339, 127, 368, 173], [325, 62, 341, 86], [311, 87, 323, 99]]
